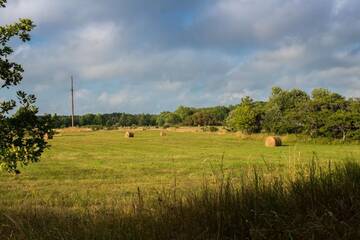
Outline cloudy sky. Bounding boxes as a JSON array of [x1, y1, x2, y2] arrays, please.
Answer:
[[1, 0, 360, 114]]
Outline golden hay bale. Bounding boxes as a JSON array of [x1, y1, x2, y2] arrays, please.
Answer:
[[124, 131, 134, 138], [265, 136, 282, 147], [160, 131, 167, 137], [44, 133, 53, 140]]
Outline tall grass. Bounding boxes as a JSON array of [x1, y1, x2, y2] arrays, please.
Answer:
[[1, 159, 360, 239]]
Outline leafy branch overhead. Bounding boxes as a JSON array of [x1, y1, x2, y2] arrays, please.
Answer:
[[0, 1, 52, 174], [0, 18, 35, 88]]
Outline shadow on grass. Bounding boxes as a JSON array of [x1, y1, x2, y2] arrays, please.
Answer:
[[1, 160, 360, 239]]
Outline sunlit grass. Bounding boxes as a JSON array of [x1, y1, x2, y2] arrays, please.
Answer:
[[0, 130, 359, 208]]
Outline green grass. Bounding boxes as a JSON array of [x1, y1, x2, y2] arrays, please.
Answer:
[[1, 156, 360, 239], [0, 130, 359, 208], [1, 130, 360, 239]]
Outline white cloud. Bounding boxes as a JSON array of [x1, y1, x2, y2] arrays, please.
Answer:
[[2, 0, 360, 114], [155, 80, 183, 91], [334, 0, 348, 14], [98, 90, 144, 107], [75, 89, 92, 99], [1, 0, 64, 23]]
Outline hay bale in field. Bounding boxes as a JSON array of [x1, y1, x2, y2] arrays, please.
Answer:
[[44, 133, 53, 140], [160, 131, 167, 137], [125, 131, 135, 138], [265, 136, 282, 147]]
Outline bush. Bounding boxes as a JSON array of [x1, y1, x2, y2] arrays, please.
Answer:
[[209, 126, 219, 132], [201, 126, 219, 132], [106, 126, 118, 130], [87, 125, 104, 131]]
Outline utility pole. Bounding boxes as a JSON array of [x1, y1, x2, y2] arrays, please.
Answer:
[[71, 76, 75, 128]]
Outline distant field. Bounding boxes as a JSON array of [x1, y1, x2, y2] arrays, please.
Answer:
[[0, 129, 359, 208]]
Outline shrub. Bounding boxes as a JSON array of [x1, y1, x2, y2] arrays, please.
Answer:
[[106, 126, 118, 130], [201, 126, 219, 132], [87, 125, 104, 131]]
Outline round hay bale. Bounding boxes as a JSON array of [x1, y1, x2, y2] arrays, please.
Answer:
[[160, 131, 167, 137], [265, 136, 282, 147], [44, 133, 53, 140], [125, 131, 134, 138]]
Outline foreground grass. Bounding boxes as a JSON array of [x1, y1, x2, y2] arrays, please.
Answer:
[[1, 159, 360, 239]]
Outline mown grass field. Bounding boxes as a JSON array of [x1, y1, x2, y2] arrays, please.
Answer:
[[2, 129, 360, 239], [0, 129, 359, 208]]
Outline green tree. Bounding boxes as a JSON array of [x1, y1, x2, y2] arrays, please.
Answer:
[[263, 87, 310, 134], [157, 112, 181, 126], [311, 88, 346, 111], [299, 88, 348, 138], [325, 110, 355, 141], [226, 97, 262, 134], [175, 106, 194, 122], [188, 111, 214, 126], [0, 0, 52, 174], [94, 114, 103, 125], [348, 98, 360, 139], [79, 113, 95, 126]]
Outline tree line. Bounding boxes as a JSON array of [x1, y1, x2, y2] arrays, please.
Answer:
[[49, 87, 360, 141], [226, 87, 360, 141], [50, 104, 234, 129]]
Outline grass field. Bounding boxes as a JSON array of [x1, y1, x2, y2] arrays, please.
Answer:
[[1, 129, 360, 239], [0, 129, 359, 208]]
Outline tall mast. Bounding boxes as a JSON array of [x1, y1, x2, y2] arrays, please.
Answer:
[[71, 76, 75, 127]]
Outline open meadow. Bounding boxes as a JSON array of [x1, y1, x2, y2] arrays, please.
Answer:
[[2, 129, 360, 239], [1, 129, 359, 208]]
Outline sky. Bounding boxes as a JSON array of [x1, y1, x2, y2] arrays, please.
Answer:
[[1, 0, 360, 114]]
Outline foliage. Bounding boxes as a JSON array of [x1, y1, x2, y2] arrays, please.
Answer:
[[156, 112, 181, 126], [201, 126, 219, 132], [70, 113, 158, 128], [174, 105, 194, 122], [51, 87, 359, 141], [0, 2, 52, 173], [263, 87, 310, 134], [226, 97, 262, 133]]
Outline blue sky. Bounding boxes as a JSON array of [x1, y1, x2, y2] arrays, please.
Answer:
[[1, 0, 360, 114]]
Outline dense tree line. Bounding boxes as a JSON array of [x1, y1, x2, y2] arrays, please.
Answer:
[[50, 113, 158, 128], [226, 87, 360, 140], [49, 87, 360, 140]]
